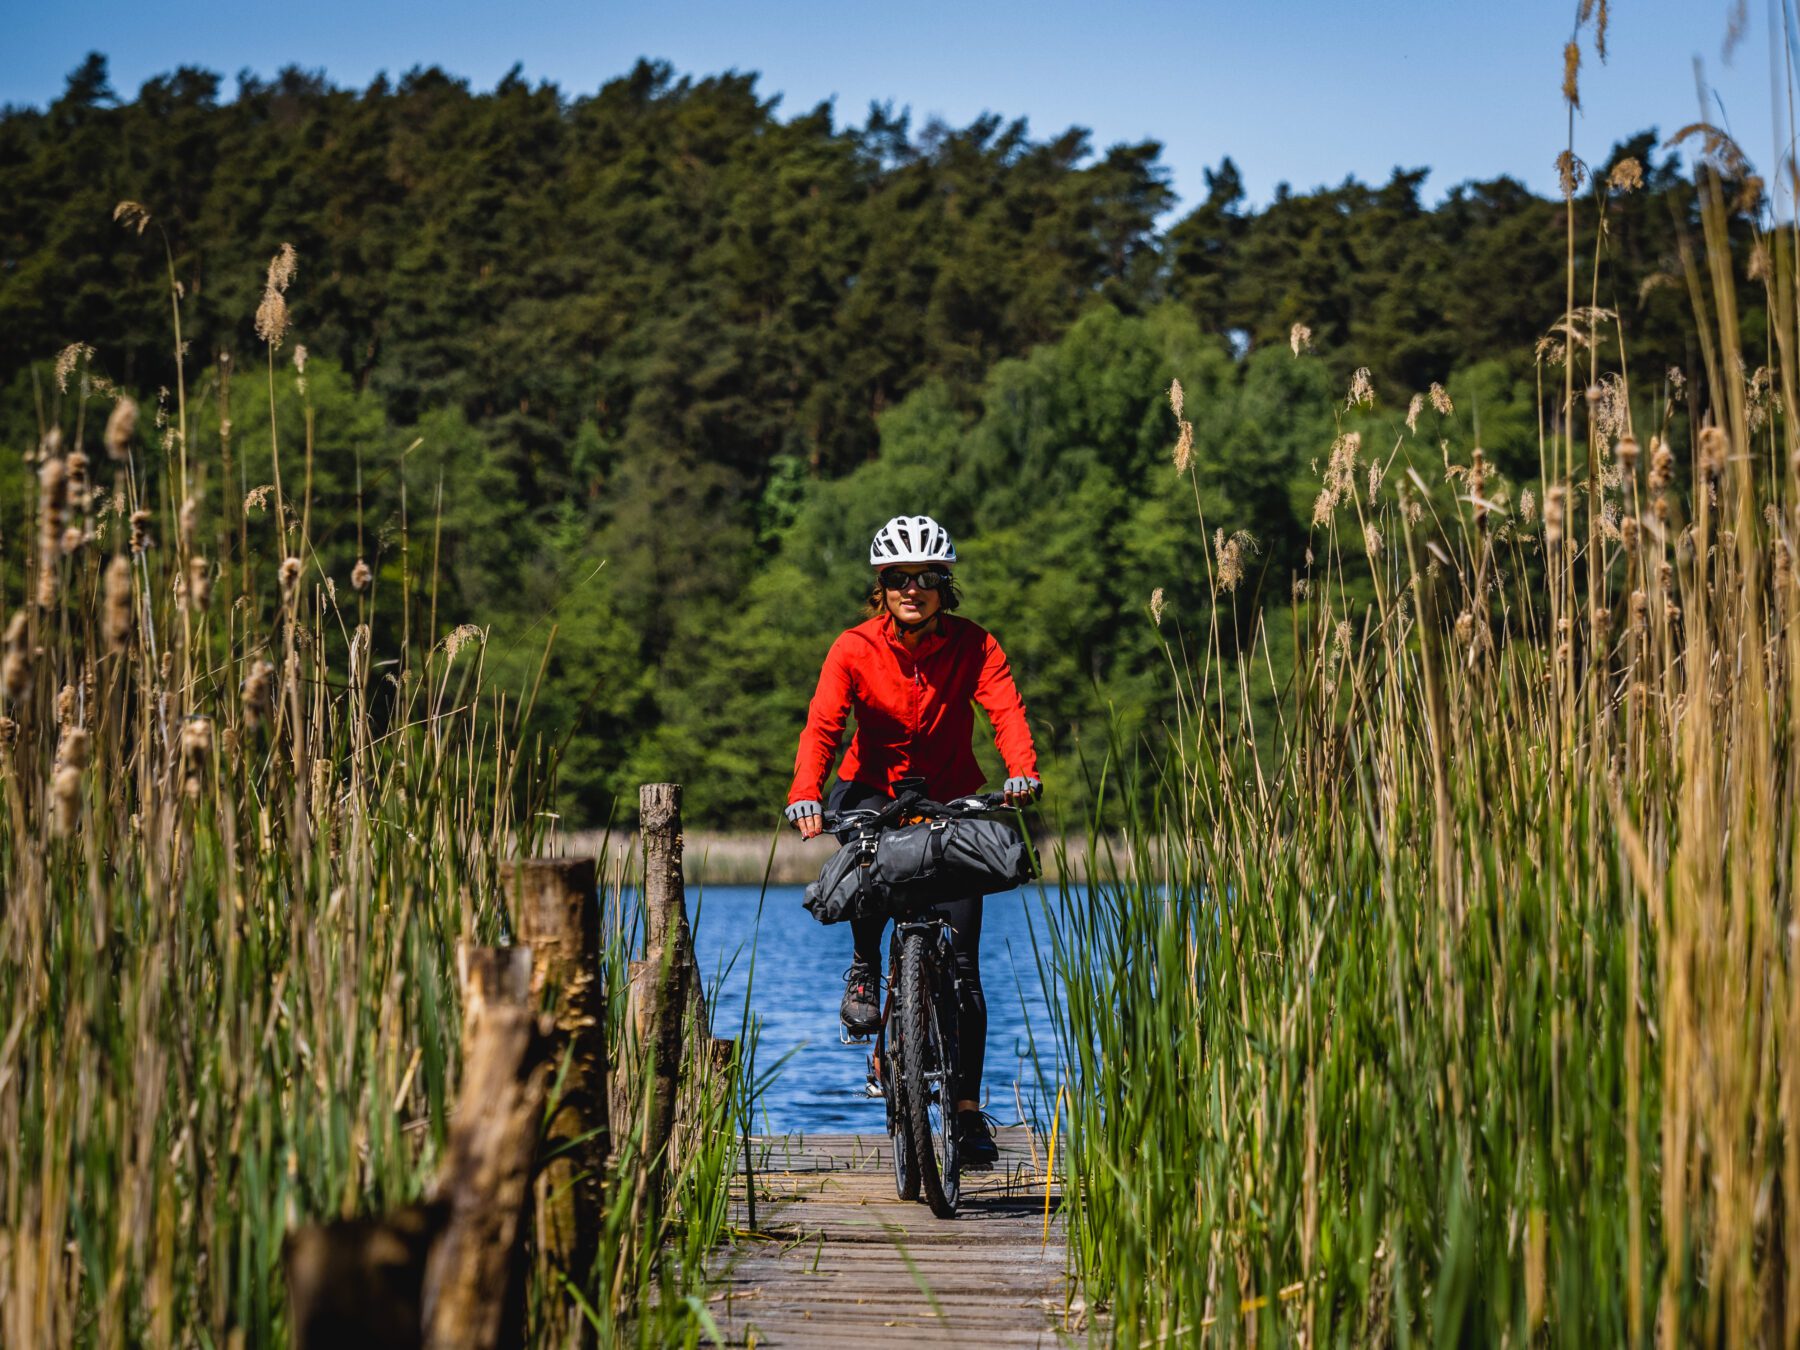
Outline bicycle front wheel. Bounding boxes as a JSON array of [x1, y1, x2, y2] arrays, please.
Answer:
[[896, 927, 959, 1218], [881, 1022, 919, 1200]]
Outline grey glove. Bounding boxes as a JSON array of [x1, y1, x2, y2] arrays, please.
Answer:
[[1003, 776, 1041, 800], [785, 800, 822, 823]]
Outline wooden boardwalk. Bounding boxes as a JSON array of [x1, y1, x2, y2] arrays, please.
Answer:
[[709, 1128, 1078, 1347]]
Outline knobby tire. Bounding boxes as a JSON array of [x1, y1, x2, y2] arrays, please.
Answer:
[[884, 1020, 920, 1200], [897, 927, 959, 1218]]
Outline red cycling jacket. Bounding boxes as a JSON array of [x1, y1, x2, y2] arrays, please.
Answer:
[[788, 613, 1038, 806]]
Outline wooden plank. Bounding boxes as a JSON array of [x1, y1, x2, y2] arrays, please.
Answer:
[[710, 1129, 1075, 1348]]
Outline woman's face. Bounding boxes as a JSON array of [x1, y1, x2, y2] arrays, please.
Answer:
[[880, 564, 945, 627]]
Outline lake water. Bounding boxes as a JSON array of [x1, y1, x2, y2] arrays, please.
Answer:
[[687, 884, 1062, 1133]]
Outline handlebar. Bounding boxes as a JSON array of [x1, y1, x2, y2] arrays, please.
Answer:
[[818, 789, 1015, 834]]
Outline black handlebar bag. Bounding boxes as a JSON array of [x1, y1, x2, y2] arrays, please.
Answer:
[[803, 816, 1034, 925]]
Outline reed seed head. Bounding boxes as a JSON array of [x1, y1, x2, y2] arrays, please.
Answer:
[[1429, 382, 1453, 416], [39, 455, 68, 509], [1290, 323, 1312, 357], [1556, 150, 1586, 199], [1313, 432, 1361, 525], [67, 450, 89, 507], [1562, 41, 1581, 107], [51, 764, 82, 838], [0, 717, 15, 754], [130, 509, 152, 557], [1621, 516, 1640, 552], [351, 558, 373, 592], [181, 717, 213, 799], [104, 396, 138, 461], [1, 653, 25, 704], [1214, 530, 1257, 593], [1406, 394, 1423, 434], [1363, 522, 1383, 558], [1168, 379, 1184, 420], [444, 624, 483, 661], [1618, 434, 1639, 474], [279, 556, 302, 598], [2, 610, 27, 705], [104, 555, 134, 653], [55, 725, 89, 771], [1545, 486, 1567, 547], [1699, 425, 1728, 479], [242, 659, 275, 729], [36, 456, 70, 608], [256, 244, 298, 349], [1346, 368, 1375, 410], [1172, 420, 1194, 473], [1608, 157, 1644, 193], [187, 556, 211, 612], [1149, 587, 1166, 627], [53, 343, 92, 393]]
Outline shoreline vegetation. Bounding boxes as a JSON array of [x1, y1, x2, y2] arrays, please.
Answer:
[[553, 827, 1161, 887]]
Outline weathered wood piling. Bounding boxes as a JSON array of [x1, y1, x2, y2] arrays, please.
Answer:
[[502, 852, 608, 1338], [285, 781, 724, 1349]]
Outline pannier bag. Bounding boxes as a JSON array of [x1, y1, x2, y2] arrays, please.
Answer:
[[803, 815, 1035, 925]]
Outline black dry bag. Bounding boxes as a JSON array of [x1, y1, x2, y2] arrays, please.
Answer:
[[802, 816, 1034, 925]]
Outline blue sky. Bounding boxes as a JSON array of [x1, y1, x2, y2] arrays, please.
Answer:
[[0, 1, 1779, 213]]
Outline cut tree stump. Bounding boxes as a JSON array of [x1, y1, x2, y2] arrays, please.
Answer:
[[283, 1203, 446, 1350], [420, 945, 550, 1350], [503, 852, 607, 1343]]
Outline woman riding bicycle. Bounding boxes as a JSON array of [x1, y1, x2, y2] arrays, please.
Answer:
[[785, 514, 1040, 1166]]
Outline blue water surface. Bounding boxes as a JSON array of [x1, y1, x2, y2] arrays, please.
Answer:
[[686, 884, 1062, 1133]]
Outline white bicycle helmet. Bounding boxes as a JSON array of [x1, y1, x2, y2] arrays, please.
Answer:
[[869, 515, 956, 566]]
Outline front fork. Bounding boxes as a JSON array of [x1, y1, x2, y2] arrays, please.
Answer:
[[871, 918, 961, 1117]]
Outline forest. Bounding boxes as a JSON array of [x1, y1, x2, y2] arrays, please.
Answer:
[[0, 53, 1752, 825]]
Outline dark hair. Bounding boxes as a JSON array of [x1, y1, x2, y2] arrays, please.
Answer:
[[864, 571, 962, 618]]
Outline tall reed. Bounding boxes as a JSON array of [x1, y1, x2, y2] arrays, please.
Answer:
[[1046, 52, 1800, 1350], [0, 224, 740, 1346]]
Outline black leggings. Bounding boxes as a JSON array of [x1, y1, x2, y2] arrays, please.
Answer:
[[828, 780, 988, 1104]]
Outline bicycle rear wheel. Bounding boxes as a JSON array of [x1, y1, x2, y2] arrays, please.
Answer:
[[897, 927, 960, 1218]]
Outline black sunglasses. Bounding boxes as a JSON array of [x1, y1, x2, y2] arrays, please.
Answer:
[[878, 568, 951, 592]]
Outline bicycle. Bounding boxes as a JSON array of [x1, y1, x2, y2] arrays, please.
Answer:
[[823, 789, 1014, 1219]]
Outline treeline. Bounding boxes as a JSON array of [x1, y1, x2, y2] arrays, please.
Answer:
[[0, 54, 1759, 824]]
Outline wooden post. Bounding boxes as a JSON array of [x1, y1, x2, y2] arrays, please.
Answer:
[[502, 853, 606, 1330], [635, 783, 691, 1208], [420, 945, 548, 1350]]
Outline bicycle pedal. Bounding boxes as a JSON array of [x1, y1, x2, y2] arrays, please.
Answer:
[[863, 1081, 884, 1099], [838, 1024, 873, 1045], [961, 1159, 995, 1173]]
